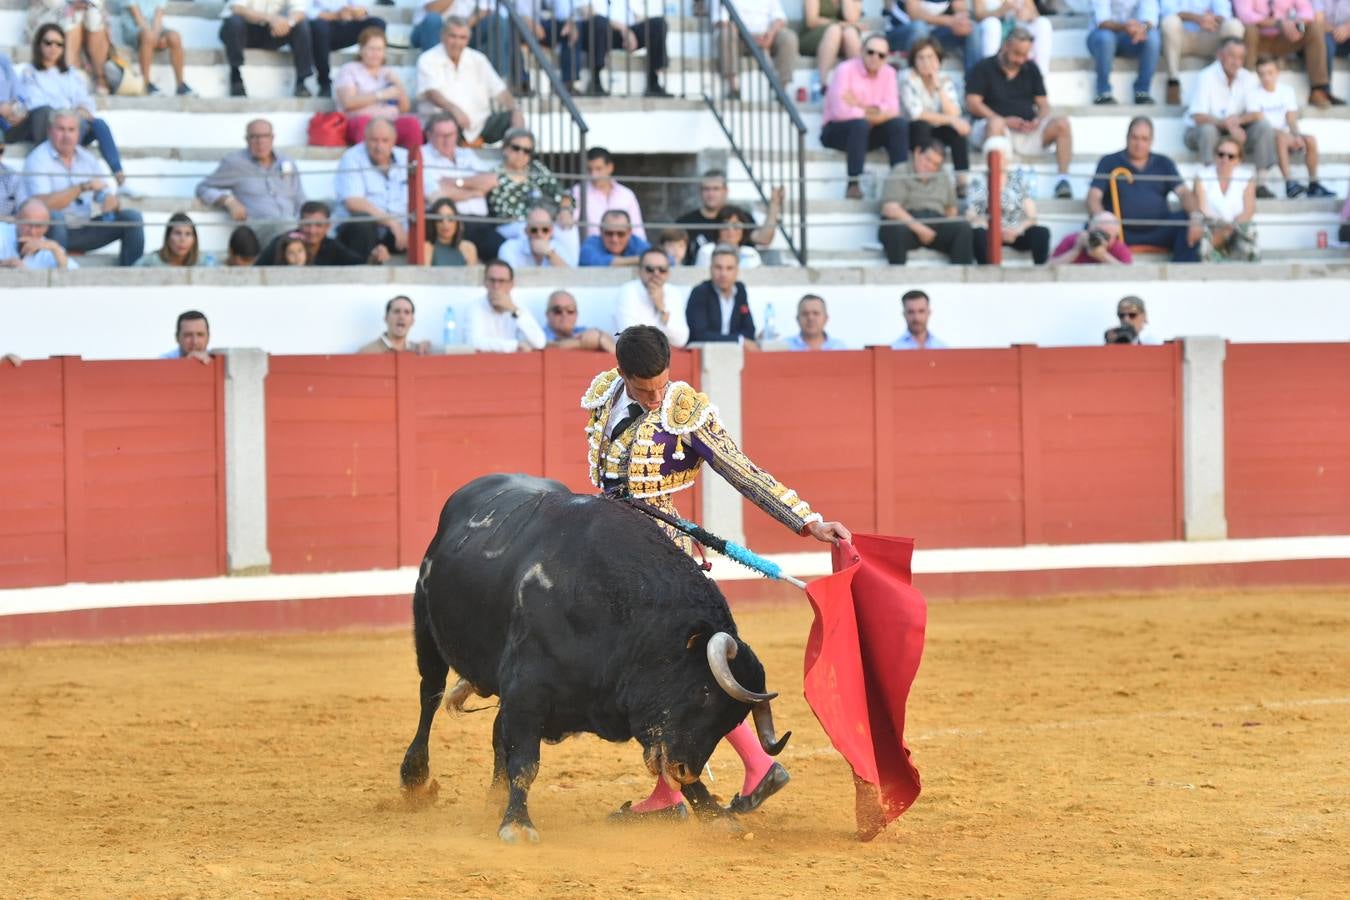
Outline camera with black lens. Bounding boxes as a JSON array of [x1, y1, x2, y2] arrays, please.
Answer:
[[1104, 324, 1137, 345], [1087, 228, 1109, 250]]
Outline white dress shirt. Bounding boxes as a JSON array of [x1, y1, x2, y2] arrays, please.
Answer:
[[466, 296, 547, 352], [1186, 60, 1259, 127], [416, 45, 507, 141], [614, 278, 690, 348], [717, 288, 736, 335], [420, 143, 493, 217]]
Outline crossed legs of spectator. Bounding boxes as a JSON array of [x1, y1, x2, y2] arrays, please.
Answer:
[[820, 118, 908, 198], [879, 213, 975, 265], [220, 14, 316, 97]]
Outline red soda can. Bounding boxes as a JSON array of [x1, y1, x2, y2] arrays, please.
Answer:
[[796, 86, 807, 102], [1317, 230, 1328, 249]]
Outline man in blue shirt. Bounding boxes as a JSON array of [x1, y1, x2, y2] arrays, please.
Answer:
[[1087, 116, 1201, 262], [578, 209, 650, 267], [892, 289, 949, 350], [1088, 0, 1162, 105], [785, 295, 849, 351], [333, 119, 408, 262], [1158, 0, 1244, 105]]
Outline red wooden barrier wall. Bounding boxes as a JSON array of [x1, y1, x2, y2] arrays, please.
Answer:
[[741, 345, 1184, 553], [0, 357, 227, 588], [1225, 343, 1350, 538]]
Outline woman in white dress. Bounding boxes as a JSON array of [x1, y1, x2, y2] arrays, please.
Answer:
[[1192, 134, 1258, 263], [974, 0, 1052, 72]]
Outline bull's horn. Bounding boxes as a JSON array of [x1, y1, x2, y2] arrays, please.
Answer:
[[706, 632, 778, 704], [752, 702, 791, 756]]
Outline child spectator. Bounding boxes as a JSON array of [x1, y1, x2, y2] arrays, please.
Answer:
[[226, 225, 260, 267], [659, 228, 688, 267], [274, 231, 311, 266], [1252, 55, 1333, 199]]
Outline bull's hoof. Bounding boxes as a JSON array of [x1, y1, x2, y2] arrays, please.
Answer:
[[608, 800, 689, 824], [497, 822, 541, 844], [728, 762, 790, 815]]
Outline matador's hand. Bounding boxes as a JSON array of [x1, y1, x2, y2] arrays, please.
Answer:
[[804, 520, 852, 545]]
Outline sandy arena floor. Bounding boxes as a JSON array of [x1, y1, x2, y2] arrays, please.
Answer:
[[3, 587, 1349, 898]]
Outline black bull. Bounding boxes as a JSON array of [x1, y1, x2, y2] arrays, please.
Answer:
[[399, 474, 789, 842]]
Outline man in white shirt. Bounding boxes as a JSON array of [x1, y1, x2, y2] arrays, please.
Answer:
[[334, 119, 408, 261], [420, 112, 502, 257], [716, 0, 799, 96], [219, 0, 316, 97], [497, 205, 579, 268], [1183, 37, 1275, 193], [1159, 0, 1245, 106], [573, 146, 645, 239], [0, 199, 76, 270], [467, 260, 548, 352], [614, 248, 690, 348], [417, 17, 523, 145]]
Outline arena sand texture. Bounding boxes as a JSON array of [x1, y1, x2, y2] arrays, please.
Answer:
[[3, 587, 1349, 898]]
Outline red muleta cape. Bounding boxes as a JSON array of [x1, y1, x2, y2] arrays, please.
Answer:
[[803, 534, 927, 841]]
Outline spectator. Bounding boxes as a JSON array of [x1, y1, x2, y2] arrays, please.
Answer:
[[1339, 193, 1350, 244], [0, 198, 75, 269], [225, 225, 260, 266], [615, 247, 690, 347], [1327, 0, 1350, 82], [358, 295, 432, 354], [22, 110, 144, 266], [581, 209, 650, 267], [901, 38, 971, 194], [424, 197, 480, 266], [800, 0, 864, 90], [19, 26, 131, 190], [257, 200, 367, 265], [686, 245, 757, 344], [273, 231, 311, 265], [659, 228, 689, 267], [1, 53, 32, 144], [585, 0, 672, 97], [892, 289, 947, 349], [410, 0, 490, 53], [821, 33, 907, 200], [195, 118, 306, 249], [1253, 55, 1332, 197], [114, 0, 192, 97], [420, 113, 501, 259], [417, 17, 522, 146], [878, 137, 975, 266], [1087, 0, 1161, 105], [1050, 211, 1134, 264], [966, 29, 1074, 199], [1160, 0, 1245, 105], [488, 127, 565, 233], [895, 0, 983, 77], [0, 130, 20, 217], [1194, 134, 1258, 261], [509, 1, 598, 96], [334, 27, 418, 148], [334, 118, 408, 261], [965, 144, 1051, 264], [1115, 295, 1160, 343], [162, 310, 211, 363], [718, 0, 799, 97], [1184, 38, 1275, 195], [693, 208, 764, 270], [1088, 116, 1201, 261], [786, 294, 849, 350], [467, 260, 547, 352], [136, 212, 215, 268], [497, 205, 578, 268], [975, 0, 1053, 70], [574, 147, 646, 240], [543, 290, 618, 351], [28, 0, 111, 95], [1235, 0, 1337, 107], [676, 169, 782, 264], [309, 1, 385, 98], [219, 0, 316, 98]]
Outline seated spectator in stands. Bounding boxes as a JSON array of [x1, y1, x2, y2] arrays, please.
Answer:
[[334, 119, 408, 261], [1087, 0, 1161, 105], [577, 1, 672, 97], [468, 260, 547, 352], [901, 38, 970, 194], [893, 0, 983, 76], [966, 29, 1074, 198], [424, 197, 480, 266], [1160, 0, 1245, 105], [162, 311, 211, 363], [892, 289, 947, 349], [965, 144, 1051, 264], [23, 110, 144, 266], [0, 131, 20, 216], [975, 0, 1053, 70], [1327, 0, 1350, 80], [1088, 116, 1201, 261], [676, 170, 781, 264], [19, 26, 130, 190], [114, 0, 193, 97], [878, 137, 974, 266], [497, 205, 578, 268], [574, 147, 646, 240], [1194, 133, 1258, 260], [411, 0, 490, 53], [195, 118, 306, 249], [272, 231, 311, 265], [334, 27, 418, 148], [309, 1, 385, 98], [543, 290, 618, 352], [787, 294, 849, 350], [1339, 192, 1350, 244], [1050, 211, 1134, 264], [693, 208, 764, 270], [507, 1, 603, 97], [28, 0, 111, 95], [257, 200, 367, 265], [0, 198, 75, 269], [420, 113, 500, 258], [581, 210, 650, 267], [718, 0, 799, 97], [1184, 38, 1275, 194], [686, 246, 758, 344], [659, 228, 689, 267], [615, 248, 690, 347], [417, 17, 522, 146], [488, 128, 564, 235], [225, 225, 260, 266], [800, 0, 864, 90], [137, 212, 215, 268], [821, 33, 907, 200], [358, 295, 432, 354], [219, 0, 316, 97], [1115, 295, 1160, 343], [1235, 0, 1338, 107], [1254, 55, 1332, 197], [1, 53, 33, 144]]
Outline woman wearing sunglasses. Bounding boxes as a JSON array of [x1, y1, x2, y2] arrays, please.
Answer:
[[27, 0, 112, 95], [1192, 134, 1258, 263], [487, 127, 564, 238], [423, 197, 479, 267]]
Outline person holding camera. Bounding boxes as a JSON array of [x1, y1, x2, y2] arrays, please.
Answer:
[[1050, 211, 1134, 265], [1104, 295, 1160, 344]]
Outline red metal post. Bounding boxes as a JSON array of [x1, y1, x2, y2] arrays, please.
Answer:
[[407, 146, 426, 265], [987, 148, 1003, 266]]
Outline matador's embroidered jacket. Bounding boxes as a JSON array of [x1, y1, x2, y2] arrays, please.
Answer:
[[582, 368, 823, 550]]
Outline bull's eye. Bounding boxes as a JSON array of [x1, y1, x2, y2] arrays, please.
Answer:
[[700, 684, 713, 707]]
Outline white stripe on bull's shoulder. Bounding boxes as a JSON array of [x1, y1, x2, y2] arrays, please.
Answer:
[[467, 510, 495, 529], [417, 557, 433, 593], [516, 562, 554, 607]]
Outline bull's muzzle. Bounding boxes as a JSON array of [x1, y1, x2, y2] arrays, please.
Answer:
[[707, 632, 792, 756]]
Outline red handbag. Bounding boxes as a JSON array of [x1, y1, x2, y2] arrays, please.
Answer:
[[307, 111, 349, 147]]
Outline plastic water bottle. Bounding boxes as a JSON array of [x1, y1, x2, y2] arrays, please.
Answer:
[[761, 302, 778, 341], [442, 306, 458, 350]]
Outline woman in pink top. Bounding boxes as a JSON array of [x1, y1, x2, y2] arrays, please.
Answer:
[[335, 27, 421, 149], [819, 32, 906, 199]]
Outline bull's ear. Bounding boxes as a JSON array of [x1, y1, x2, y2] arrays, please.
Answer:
[[685, 631, 705, 650], [684, 622, 714, 651]]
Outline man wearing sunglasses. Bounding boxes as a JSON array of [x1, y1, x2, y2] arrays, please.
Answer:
[[579, 209, 650, 267], [615, 247, 690, 347], [543, 289, 617, 352], [497, 205, 578, 268], [821, 33, 908, 200], [1114, 295, 1159, 344]]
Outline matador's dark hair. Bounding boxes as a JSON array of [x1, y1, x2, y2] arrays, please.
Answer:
[[616, 325, 670, 378]]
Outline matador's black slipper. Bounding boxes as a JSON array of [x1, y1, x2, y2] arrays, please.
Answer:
[[727, 762, 791, 814], [608, 801, 689, 823]]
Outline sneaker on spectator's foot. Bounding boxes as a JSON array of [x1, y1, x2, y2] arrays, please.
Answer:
[[1093, 93, 1116, 105], [176, 83, 195, 96], [1134, 91, 1155, 105], [317, 82, 332, 98], [146, 82, 161, 95], [294, 83, 313, 98], [1255, 184, 1275, 199], [1054, 179, 1072, 200], [1286, 180, 1307, 199], [1307, 180, 1335, 198], [845, 183, 864, 200], [1166, 79, 1181, 105], [230, 80, 246, 98]]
